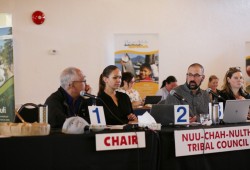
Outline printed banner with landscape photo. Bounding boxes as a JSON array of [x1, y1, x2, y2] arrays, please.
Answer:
[[0, 14, 14, 122], [115, 34, 159, 99]]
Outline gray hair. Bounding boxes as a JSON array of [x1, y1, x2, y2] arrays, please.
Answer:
[[60, 67, 80, 89]]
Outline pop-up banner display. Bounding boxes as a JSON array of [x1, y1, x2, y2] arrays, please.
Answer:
[[175, 125, 250, 157], [96, 132, 146, 151], [114, 34, 159, 99], [0, 13, 14, 122]]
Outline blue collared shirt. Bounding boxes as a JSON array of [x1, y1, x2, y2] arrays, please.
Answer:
[[62, 90, 81, 116]]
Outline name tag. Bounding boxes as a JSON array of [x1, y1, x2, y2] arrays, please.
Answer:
[[96, 132, 146, 151]]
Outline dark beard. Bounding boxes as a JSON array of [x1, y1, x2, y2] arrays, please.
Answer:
[[186, 81, 200, 90]]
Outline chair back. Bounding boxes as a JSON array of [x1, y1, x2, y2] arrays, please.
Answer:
[[14, 103, 39, 123]]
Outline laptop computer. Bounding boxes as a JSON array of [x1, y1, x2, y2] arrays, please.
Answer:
[[150, 104, 174, 126], [223, 99, 250, 123], [144, 96, 162, 105]]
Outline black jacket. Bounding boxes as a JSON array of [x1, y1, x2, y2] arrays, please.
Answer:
[[45, 87, 92, 128]]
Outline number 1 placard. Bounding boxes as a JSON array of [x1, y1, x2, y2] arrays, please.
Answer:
[[174, 105, 189, 125], [88, 106, 106, 125]]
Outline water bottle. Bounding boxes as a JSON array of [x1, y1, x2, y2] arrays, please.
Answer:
[[212, 103, 219, 124], [39, 104, 48, 123]]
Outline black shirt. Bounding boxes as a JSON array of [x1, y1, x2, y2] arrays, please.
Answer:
[[218, 90, 250, 108], [97, 91, 133, 125]]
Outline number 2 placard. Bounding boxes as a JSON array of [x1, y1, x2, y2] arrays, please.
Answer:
[[88, 106, 106, 125], [174, 105, 189, 125]]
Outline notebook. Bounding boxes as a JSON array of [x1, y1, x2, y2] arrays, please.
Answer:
[[144, 96, 162, 105], [223, 99, 250, 123], [150, 104, 174, 126]]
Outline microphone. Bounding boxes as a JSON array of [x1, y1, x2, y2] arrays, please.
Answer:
[[206, 88, 225, 101], [80, 91, 99, 99], [170, 90, 188, 103]]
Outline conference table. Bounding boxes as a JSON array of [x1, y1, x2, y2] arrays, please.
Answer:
[[1, 123, 250, 170], [0, 128, 159, 170]]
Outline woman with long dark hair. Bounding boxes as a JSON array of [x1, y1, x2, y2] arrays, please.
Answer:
[[156, 76, 178, 101], [98, 65, 138, 125]]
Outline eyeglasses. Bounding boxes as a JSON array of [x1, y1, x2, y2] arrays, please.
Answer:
[[72, 80, 87, 84], [186, 73, 203, 78]]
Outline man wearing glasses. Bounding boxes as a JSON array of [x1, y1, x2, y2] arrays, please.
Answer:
[[45, 67, 93, 128], [164, 63, 210, 123]]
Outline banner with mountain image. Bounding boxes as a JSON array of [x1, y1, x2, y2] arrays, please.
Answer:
[[115, 34, 159, 100], [0, 14, 14, 122]]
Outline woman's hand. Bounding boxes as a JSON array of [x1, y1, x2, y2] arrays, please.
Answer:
[[235, 95, 246, 100], [127, 113, 138, 122], [132, 101, 143, 108]]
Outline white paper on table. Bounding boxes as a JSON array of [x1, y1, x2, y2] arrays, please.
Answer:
[[138, 111, 157, 124]]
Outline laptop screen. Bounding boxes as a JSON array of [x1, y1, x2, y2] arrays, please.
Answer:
[[150, 104, 174, 126], [223, 99, 250, 123], [144, 96, 162, 105]]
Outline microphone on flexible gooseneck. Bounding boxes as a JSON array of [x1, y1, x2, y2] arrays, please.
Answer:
[[80, 91, 126, 124], [170, 90, 188, 103], [206, 88, 225, 101], [80, 91, 99, 99]]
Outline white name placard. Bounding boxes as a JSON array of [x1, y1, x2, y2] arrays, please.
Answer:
[[96, 132, 146, 151], [88, 106, 106, 125], [218, 102, 223, 119], [174, 105, 189, 125], [175, 126, 250, 157]]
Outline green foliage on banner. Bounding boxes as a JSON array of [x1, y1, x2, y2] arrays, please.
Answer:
[[0, 26, 14, 122], [0, 77, 14, 122]]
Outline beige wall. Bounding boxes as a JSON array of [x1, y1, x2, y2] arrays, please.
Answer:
[[1, 0, 250, 105]]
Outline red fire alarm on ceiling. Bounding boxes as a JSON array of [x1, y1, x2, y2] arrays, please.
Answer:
[[32, 11, 45, 25]]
